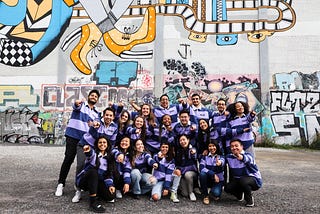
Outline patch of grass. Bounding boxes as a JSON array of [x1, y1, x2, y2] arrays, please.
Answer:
[[256, 134, 320, 151]]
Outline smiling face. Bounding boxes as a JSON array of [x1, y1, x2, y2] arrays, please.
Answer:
[[162, 114, 172, 126], [103, 110, 115, 125], [179, 135, 189, 148], [230, 140, 243, 156], [120, 111, 129, 123], [160, 95, 169, 109], [192, 95, 201, 107], [160, 143, 169, 155], [134, 116, 144, 128], [235, 102, 244, 115], [141, 104, 151, 117], [87, 92, 99, 106], [135, 139, 145, 153], [179, 112, 190, 126], [199, 119, 209, 131], [97, 137, 108, 153], [217, 99, 226, 113], [208, 143, 217, 155], [120, 137, 131, 150]]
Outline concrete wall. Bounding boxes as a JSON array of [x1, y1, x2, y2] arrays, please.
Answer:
[[0, 0, 319, 146]]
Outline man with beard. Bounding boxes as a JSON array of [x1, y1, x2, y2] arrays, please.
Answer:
[[55, 89, 100, 197]]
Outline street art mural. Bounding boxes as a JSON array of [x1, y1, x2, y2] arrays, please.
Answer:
[[1, 0, 311, 147], [0, 0, 296, 73], [263, 71, 320, 146]]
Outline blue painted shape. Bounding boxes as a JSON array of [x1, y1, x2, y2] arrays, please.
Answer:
[[95, 61, 138, 87], [0, 0, 27, 26], [216, 34, 238, 45], [31, 1, 73, 60], [213, 0, 238, 45], [273, 73, 296, 90]]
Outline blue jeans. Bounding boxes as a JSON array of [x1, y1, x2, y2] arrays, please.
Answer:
[[151, 181, 164, 199], [131, 169, 154, 194], [199, 172, 223, 197]]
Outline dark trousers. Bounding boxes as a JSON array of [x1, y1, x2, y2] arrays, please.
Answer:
[[57, 136, 79, 185], [224, 176, 259, 201], [78, 168, 115, 201]]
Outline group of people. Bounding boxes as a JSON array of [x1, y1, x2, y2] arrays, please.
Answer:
[[54, 90, 262, 213]]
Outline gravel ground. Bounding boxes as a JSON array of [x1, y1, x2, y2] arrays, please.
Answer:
[[0, 144, 319, 214]]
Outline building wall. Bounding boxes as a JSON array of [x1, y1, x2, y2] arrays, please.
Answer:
[[0, 0, 319, 145]]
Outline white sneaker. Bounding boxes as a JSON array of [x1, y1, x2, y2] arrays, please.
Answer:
[[71, 190, 82, 203], [116, 190, 122, 199], [170, 192, 179, 203], [189, 192, 197, 201], [55, 183, 64, 197], [107, 199, 115, 203]]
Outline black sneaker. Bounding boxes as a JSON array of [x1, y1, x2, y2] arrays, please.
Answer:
[[89, 201, 106, 213], [245, 196, 254, 207], [132, 194, 140, 200]]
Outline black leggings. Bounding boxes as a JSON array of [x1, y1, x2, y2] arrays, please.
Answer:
[[78, 168, 115, 201]]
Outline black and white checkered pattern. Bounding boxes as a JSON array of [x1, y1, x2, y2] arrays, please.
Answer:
[[0, 39, 33, 66]]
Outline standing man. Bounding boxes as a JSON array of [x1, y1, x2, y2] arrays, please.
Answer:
[[188, 93, 212, 122], [55, 89, 100, 197]]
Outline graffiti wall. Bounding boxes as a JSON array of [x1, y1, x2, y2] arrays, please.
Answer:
[[0, 1, 319, 145]]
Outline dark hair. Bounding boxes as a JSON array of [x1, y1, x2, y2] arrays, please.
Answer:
[[103, 107, 115, 117], [93, 136, 112, 169], [94, 135, 112, 154], [226, 101, 249, 119], [217, 98, 226, 105], [197, 119, 210, 154], [230, 138, 243, 146], [89, 89, 100, 98], [160, 94, 169, 101], [160, 141, 174, 161], [179, 109, 190, 116], [116, 136, 134, 163], [208, 139, 222, 155], [191, 93, 200, 98]]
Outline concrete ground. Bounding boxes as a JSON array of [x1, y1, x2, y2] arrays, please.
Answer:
[[0, 144, 319, 214]]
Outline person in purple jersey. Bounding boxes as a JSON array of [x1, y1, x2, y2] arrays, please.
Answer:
[[129, 101, 158, 129], [199, 140, 225, 205], [153, 94, 196, 127], [174, 135, 198, 202], [115, 110, 131, 144], [130, 139, 158, 199], [75, 136, 116, 212], [146, 114, 175, 155], [187, 93, 212, 122], [173, 109, 197, 147], [225, 101, 256, 157], [55, 89, 100, 197], [151, 141, 177, 202], [224, 139, 262, 207], [72, 107, 118, 203], [196, 119, 212, 159], [211, 98, 229, 154], [126, 115, 146, 142], [112, 136, 133, 199]]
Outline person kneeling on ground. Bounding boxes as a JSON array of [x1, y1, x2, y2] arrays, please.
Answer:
[[224, 139, 262, 207]]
